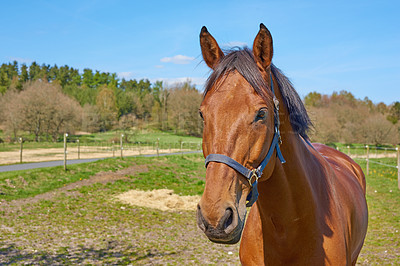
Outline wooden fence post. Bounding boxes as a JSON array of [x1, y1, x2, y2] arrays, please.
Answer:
[[180, 141, 183, 157], [112, 140, 115, 157], [366, 145, 369, 177], [157, 138, 160, 157], [64, 133, 68, 171], [397, 146, 400, 190], [77, 139, 80, 160], [120, 134, 124, 159], [19, 137, 23, 163]]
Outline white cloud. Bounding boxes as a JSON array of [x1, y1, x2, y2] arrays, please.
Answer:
[[222, 41, 247, 48], [160, 55, 195, 64], [118, 71, 135, 80], [150, 77, 207, 89], [8, 57, 33, 64]]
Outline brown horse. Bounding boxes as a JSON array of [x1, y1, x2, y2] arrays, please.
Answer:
[[196, 24, 368, 265]]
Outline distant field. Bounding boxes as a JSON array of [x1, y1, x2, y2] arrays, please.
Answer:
[[0, 130, 202, 165], [0, 154, 398, 264], [0, 130, 202, 152]]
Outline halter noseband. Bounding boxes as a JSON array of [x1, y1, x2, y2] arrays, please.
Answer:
[[204, 75, 285, 207]]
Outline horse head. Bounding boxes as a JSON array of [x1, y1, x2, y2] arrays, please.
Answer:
[[196, 24, 282, 244]]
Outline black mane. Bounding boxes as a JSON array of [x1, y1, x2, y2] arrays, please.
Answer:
[[203, 47, 312, 139]]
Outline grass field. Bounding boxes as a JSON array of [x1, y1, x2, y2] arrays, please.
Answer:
[[354, 158, 400, 264], [0, 130, 202, 152], [0, 130, 203, 165], [0, 154, 240, 264], [0, 154, 399, 264]]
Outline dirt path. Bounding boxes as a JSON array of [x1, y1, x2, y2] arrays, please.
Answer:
[[350, 153, 397, 159], [0, 147, 184, 165], [1, 145, 395, 166]]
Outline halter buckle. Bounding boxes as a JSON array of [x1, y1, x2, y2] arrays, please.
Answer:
[[273, 96, 279, 110], [248, 169, 259, 187]]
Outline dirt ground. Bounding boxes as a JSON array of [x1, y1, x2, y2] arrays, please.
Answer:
[[0, 164, 240, 265], [1, 145, 396, 166], [116, 189, 200, 212], [0, 147, 183, 165], [348, 153, 397, 159]]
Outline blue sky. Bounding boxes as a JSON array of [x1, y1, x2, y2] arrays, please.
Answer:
[[1, 0, 399, 104]]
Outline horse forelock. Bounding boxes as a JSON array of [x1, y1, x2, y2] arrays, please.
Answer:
[[203, 47, 271, 101], [203, 47, 312, 139]]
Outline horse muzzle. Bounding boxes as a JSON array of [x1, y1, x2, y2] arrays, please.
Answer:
[[196, 204, 245, 244]]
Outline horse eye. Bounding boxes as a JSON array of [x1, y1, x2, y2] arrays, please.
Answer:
[[255, 109, 267, 122], [199, 110, 204, 121]]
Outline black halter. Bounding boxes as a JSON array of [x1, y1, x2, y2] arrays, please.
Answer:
[[204, 75, 285, 207]]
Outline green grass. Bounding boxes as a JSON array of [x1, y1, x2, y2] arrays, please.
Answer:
[[131, 130, 201, 143], [0, 130, 202, 152], [354, 157, 400, 265], [0, 154, 240, 265], [0, 154, 205, 201], [324, 143, 398, 157], [0, 158, 129, 201], [0, 141, 64, 152], [327, 142, 396, 150], [0, 154, 398, 264], [128, 155, 205, 196]]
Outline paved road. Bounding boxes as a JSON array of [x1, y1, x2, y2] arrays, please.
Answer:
[[0, 151, 202, 173], [0, 158, 104, 173]]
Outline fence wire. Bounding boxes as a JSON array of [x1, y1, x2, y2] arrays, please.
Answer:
[[368, 159, 398, 169]]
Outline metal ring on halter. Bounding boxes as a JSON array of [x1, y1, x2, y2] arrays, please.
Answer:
[[248, 169, 259, 187]]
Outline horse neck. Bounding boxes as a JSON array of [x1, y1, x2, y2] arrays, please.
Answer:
[[256, 79, 323, 244]]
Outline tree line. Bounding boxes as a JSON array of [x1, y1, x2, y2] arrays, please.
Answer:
[[304, 90, 400, 145], [0, 61, 203, 142], [0, 61, 399, 145]]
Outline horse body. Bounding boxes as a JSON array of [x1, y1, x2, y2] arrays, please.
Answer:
[[239, 108, 368, 265], [196, 24, 368, 265]]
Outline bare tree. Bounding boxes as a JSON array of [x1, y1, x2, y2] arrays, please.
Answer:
[[0, 89, 22, 140], [96, 86, 118, 131], [168, 81, 203, 136], [2, 80, 82, 141], [305, 91, 398, 145], [361, 114, 398, 145], [307, 107, 341, 143], [81, 104, 101, 133]]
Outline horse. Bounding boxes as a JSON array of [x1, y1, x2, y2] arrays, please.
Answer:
[[196, 24, 368, 265]]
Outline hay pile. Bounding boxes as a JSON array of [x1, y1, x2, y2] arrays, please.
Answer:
[[116, 189, 201, 212]]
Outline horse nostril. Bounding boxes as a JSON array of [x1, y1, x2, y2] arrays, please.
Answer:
[[197, 204, 208, 231], [223, 207, 234, 231]]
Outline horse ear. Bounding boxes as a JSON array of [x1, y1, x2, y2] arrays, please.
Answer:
[[200, 26, 224, 69], [253, 23, 273, 69]]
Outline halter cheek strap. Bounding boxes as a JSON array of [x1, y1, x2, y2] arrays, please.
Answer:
[[204, 74, 285, 207]]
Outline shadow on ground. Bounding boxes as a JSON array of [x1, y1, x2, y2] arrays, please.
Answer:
[[0, 242, 181, 264]]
